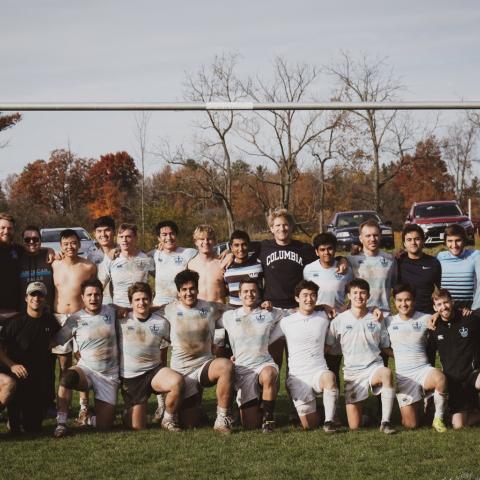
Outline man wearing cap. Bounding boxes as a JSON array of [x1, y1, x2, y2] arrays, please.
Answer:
[[0, 282, 60, 434]]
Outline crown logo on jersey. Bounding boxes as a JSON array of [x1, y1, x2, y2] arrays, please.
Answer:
[[459, 326, 469, 338], [255, 313, 266, 323], [174, 256, 183, 264], [412, 321, 421, 331], [149, 324, 161, 335], [199, 308, 208, 317], [367, 322, 376, 332], [334, 272, 343, 280], [380, 257, 388, 266]]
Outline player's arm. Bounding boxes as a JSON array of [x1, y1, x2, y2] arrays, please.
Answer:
[[325, 321, 339, 354], [51, 318, 75, 348]]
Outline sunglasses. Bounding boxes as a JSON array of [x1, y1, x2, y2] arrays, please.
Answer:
[[24, 237, 40, 244]]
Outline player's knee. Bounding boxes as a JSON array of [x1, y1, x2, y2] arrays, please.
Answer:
[[218, 359, 234, 377], [435, 372, 447, 392], [60, 369, 80, 389], [322, 371, 337, 390], [1, 375, 17, 399], [261, 367, 278, 386], [401, 417, 418, 429]]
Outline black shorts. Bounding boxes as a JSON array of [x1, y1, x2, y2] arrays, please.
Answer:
[[447, 372, 479, 414], [121, 365, 164, 409]]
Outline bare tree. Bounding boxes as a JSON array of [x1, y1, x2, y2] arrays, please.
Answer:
[[442, 114, 478, 204], [240, 56, 336, 210], [326, 52, 405, 211], [134, 111, 151, 247], [0, 112, 22, 148]]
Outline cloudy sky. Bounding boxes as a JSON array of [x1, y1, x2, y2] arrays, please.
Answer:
[[1, 0, 479, 180]]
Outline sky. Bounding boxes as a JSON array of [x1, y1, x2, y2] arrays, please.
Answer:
[[1, 0, 480, 181]]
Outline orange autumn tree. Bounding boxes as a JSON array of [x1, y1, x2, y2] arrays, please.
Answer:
[[87, 151, 140, 220]]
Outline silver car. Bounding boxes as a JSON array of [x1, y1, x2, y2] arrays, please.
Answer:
[[40, 227, 98, 258]]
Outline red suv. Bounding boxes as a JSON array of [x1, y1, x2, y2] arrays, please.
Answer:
[[405, 200, 475, 246]]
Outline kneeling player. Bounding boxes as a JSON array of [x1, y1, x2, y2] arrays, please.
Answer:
[[53, 279, 119, 437], [221, 279, 281, 433], [429, 288, 480, 429], [275, 280, 339, 433], [327, 279, 396, 434], [163, 270, 234, 434], [118, 282, 184, 431], [385, 284, 447, 432]]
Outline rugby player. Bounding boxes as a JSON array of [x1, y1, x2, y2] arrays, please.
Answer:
[[347, 219, 397, 314], [385, 284, 447, 432], [327, 279, 396, 434], [0, 282, 59, 434], [103, 223, 155, 308], [51, 229, 97, 426], [163, 270, 234, 434], [223, 230, 263, 308], [221, 279, 281, 432], [118, 282, 184, 431], [53, 279, 119, 437], [150, 220, 197, 306], [428, 288, 480, 429], [437, 224, 480, 309], [275, 280, 339, 433]]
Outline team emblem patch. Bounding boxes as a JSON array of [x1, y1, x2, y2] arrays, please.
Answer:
[[392, 325, 399, 330], [367, 322, 376, 332], [174, 256, 183, 265], [149, 324, 161, 335], [412, 321, 422, 331], [346, 324, 353, 330], [255, 313, 266, 323], [199, 308, 208, 318], [380, 257, 388, 267], [103, 315, 111, 324], [334, 272, 343, 280], [459, 327, 469, 338]]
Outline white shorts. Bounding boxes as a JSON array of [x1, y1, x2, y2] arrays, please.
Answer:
[[235, 362, 279, 407], [77, 364, 119, 406], [183, 360, 213, 400], [286, 368, 331, 413], [52, 313, 73, 355], [396, 366, 436, 407], [344, 363, 384, 404]]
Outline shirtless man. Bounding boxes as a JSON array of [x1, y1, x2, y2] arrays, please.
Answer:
[[51, 229, 96, 426], [188, 225, 227, 303]]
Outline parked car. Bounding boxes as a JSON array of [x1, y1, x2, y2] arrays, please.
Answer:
[[40, 227, 98, 258], [326, 211, 394, 251], [404, 200, 475, 246]]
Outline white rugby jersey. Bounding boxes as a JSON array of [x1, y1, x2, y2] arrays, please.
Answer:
[[347, 252, 397, 312], [163, 300, 224, 375], [303, 259, 353, 309], [104, 252, 155, 307], [221, 307, 283, 369], [327, 309, 389, 375], [117, 311, 170, 379], [55, 305, 118, 376], [151, 247, 197, 306], [273, 311, 330, 377], [385, 312, 431, 376], [87, 249, 112, 304]]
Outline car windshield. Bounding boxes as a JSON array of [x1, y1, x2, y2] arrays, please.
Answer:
[[41, 229, 90, 243], [335, 213, 381, 228], [414, 204, 462, 219]]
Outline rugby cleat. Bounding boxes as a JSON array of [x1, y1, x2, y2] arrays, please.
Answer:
[[432, 417, 447, 433], [213, 414, 233, 435], [323, 421, 338, 434], [75, 407, 90, 426], [161, 417, 182, 432], [379, 421, 397, 435], [53, 423, 68, 438], [262, 420, 276, 434]]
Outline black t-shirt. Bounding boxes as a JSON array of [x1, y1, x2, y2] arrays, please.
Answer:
[[0, 311, 60, 374], [0, 243, 22, 311], [18, 249, 54, 311], [257, 239, 317, 309], [428, 309, 480, 381], [397, 253, 442, 314]]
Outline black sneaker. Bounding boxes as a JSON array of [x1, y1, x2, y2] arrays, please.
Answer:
[[379, 421, 396, 435], [323, 421, 337, 434], [262, 420, 276, 434]]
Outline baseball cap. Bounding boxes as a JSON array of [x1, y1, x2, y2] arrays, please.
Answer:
[[26, 281, 47, 296]]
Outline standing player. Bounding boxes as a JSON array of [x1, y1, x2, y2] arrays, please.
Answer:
[[437, 224, 480, 308], [327, 279, 396, 434], [303, 232, 352, 387], [223, 230, 263, 308], [385, 284, 447, 432], [275, 280, 339, 432], [221, 279, 281, 432], [87, 216, 117, 305], [150, 220, 197, 307], [429, 288, 480, 429], [347, 219, 397, 314], [53, 279, 119, 437], [51, 229, 97, 426], [104, 223, 155, 308], [397, 224, 442, 315], [118, 282, 184, 431], [163, 270, 234, 434], [0, 282, 60, 434]]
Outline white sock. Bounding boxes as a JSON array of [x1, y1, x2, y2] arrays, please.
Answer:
[[79, 397, 88, 409], [323, 388, 339, 423], [163, 411, 178, 423], [57, 412, 68, 425], [216, 406, 231, 417], [381, 388, 395, 423], [433, 390, 447, 420], [157, 394, 165, 408], [88, 415, 97, 427]]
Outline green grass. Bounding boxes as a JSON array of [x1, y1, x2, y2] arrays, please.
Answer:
[[1, 360, 480, 480]]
